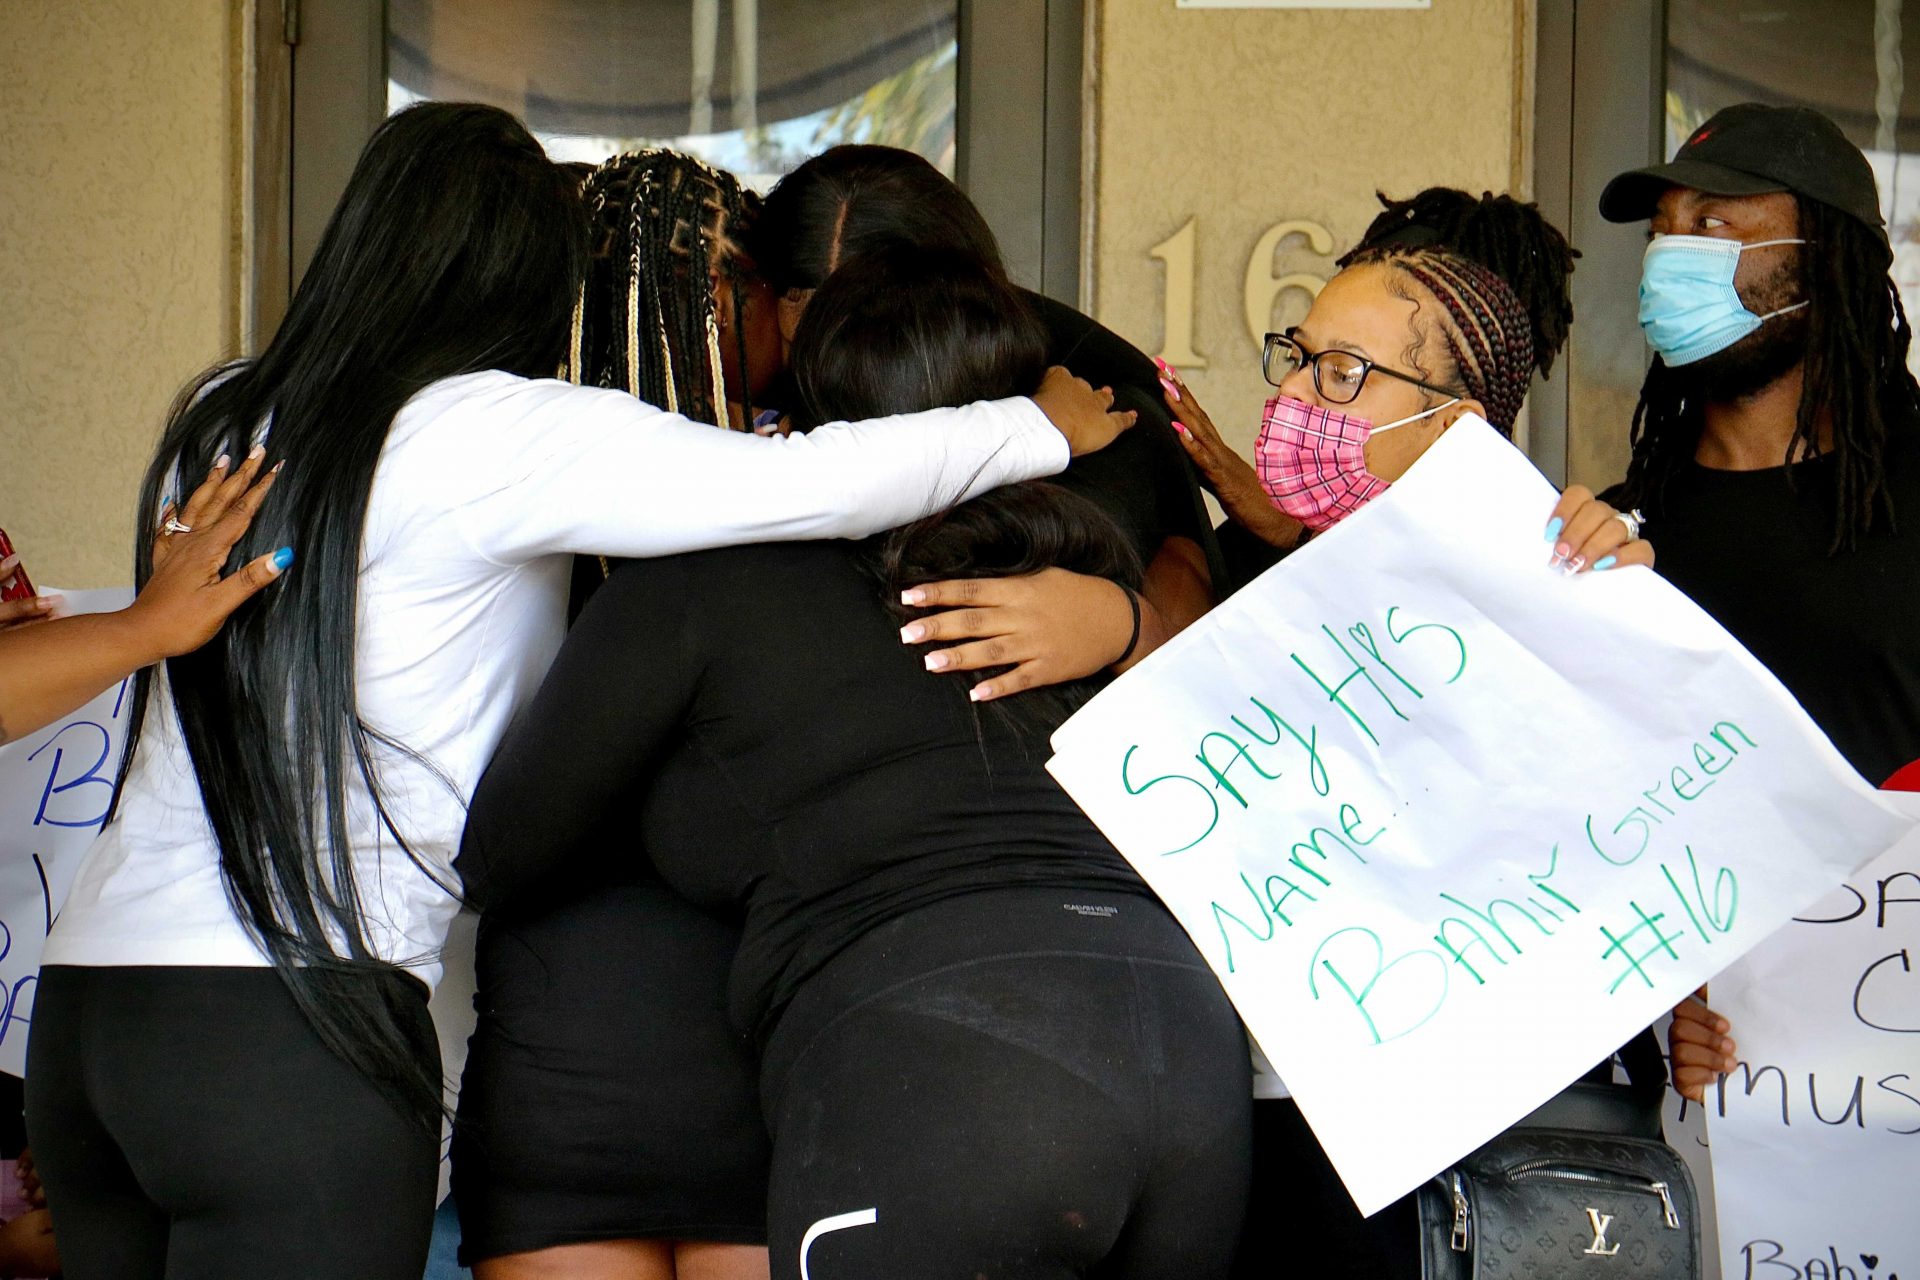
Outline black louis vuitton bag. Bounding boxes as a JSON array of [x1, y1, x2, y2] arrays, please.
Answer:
[[1414, 1031, 1701, 1279]]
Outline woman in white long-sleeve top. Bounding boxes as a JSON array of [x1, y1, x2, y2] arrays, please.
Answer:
[[25, 102, 1128, 1280]]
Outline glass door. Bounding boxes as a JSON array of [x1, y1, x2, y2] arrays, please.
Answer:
[[386, 0, 958, 188], [262, 0, 1083, 343]]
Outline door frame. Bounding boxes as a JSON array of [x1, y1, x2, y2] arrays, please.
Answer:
[[1531, 0, 1667, 487]]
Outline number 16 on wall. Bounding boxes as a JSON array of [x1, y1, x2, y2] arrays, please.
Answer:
[[1150, 216, 1338, 369]]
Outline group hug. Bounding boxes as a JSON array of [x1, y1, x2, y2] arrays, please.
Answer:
[[0, 94, 1913, 1280]]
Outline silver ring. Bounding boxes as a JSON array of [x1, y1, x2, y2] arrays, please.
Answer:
[[162, 518, 193, 536], [1614, 508, 1644, 542]]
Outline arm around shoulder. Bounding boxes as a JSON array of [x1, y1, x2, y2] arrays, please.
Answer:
[[455, 377, 1085, 564]]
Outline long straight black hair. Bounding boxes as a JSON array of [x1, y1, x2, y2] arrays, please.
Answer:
[[115, 102, 586, 1128]]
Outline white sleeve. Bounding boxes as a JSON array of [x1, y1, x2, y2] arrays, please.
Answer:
[[450, 379, 1072, 564]]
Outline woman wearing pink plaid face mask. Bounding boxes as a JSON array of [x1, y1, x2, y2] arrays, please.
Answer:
[[1162, 206, 1651, 581], [1166, 196, 1661, 1280]]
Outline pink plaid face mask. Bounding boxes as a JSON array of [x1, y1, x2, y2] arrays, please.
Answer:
[[1253, 393, 1457, 531]]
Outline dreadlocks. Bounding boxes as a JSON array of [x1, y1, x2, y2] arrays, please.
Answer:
[[1618, 196, 1919, 552], [570, 149, 760, 430], [1341, 187, 1580, 379], [1341, 245, 1543, 437]]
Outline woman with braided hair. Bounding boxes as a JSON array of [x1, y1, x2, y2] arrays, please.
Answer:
[[450, 149, 790, 1280], [1153, 237, 1652, 1280], [1164, 241, 1639, 576], [1176, 190, 1589, 584], [557, 148, 785, 623]]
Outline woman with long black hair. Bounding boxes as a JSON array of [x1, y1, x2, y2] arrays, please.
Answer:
[[25, 104, 1127, 1280], [459, 246, 1255, 1280]]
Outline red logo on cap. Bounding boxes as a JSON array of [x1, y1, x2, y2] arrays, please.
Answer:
[[1691, 127, 1714, 145]]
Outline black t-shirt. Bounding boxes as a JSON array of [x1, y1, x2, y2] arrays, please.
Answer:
[[1608, 440, 1920, 785], [1025, 290, 1227, 590], [459, 544, 1151, 1043]]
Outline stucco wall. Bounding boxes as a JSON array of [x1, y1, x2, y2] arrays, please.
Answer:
[[0, 1, 243, 589], [1090, 0, 1531, 467]]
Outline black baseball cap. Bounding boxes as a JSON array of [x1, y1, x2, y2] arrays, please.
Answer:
[[1600, 103, 1887, 243]]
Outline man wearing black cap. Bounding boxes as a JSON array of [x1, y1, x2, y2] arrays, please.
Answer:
[[1601, 103, 1920, 792]]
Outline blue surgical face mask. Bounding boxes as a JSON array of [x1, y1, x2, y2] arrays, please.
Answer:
[[1638, 234, 1808, 367]]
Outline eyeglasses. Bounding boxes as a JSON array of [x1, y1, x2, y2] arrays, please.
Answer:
[[1262, 330, 1462, 404]]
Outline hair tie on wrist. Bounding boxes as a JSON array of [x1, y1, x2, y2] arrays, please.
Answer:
[[1115, 585, 1144, 668]]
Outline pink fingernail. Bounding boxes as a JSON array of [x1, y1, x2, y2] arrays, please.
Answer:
[[1173, 421, 1191, 438], [925, 652, 951, 672], [899, 623, 925, 644], [900, 588, 925, 606], [1160, 377, 1182, 402], [248, 443, 265, 460], [213, 453, 230, 471], [969, 683, 993, 702]]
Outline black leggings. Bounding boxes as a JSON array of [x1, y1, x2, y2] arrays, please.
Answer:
[[759, 887, 1253, 1280], [25, 965, 439, 1280]]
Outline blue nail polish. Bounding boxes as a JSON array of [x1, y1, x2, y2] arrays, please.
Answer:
[[1543, 517, 1563, 543], [272, 546, 295, 570], [1592, 555, 1617, 572]]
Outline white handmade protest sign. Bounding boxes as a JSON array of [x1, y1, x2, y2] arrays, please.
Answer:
[[1047, 418, 1919, 1216], [0, 588, 136, 1077], [1703, 839, 1920, 1280]]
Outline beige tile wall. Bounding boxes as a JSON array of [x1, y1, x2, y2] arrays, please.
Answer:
[[1089, 0, 1532, 469], [0, 0, 244, 588]]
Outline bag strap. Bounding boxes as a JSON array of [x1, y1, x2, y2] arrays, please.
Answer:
[[1617, 1026, 1669, 1112], [1514, 1028, 1669, 1138]]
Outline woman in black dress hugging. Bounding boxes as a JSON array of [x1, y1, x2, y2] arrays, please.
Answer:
[[458, 245, 1253, 1280]]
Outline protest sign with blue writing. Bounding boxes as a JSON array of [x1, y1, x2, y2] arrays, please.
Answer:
[[1047, 419, 1920, 1216], [0, 587, 135, 1077], [0, 586, 479, 1207]]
